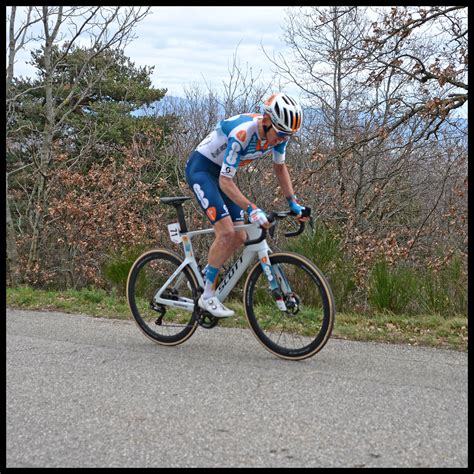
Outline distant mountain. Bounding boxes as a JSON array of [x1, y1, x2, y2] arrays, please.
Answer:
[[130, 95, 195, 117], [131, 95, 467, 139]]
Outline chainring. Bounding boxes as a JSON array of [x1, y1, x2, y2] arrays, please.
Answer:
[[195, 308, 219, 329]]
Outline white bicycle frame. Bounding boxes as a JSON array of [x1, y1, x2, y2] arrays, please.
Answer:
[[154, 221, 281, 312]]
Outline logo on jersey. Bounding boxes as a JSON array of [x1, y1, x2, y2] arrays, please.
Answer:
[[206, 207, 217, 222], [211, 142, 227, 159], [225, 141, 241, 166], [236, 130, 247, 142], [193, 184, 209, 209], [221, 165, 237, 178]]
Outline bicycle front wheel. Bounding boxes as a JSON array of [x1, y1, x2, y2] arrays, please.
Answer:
[[243, 252, 335, 360], [126, 249, 199, 345]]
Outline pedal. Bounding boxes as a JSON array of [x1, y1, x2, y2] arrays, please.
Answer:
[[193, 299, 219, 329]]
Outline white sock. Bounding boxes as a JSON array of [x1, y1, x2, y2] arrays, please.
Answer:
[[202, 281, 215, 300]]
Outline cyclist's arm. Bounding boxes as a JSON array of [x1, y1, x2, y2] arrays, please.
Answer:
[[273, 162, 309, 221], [273, 162, 295, 199], [218, 175, 253, 210]]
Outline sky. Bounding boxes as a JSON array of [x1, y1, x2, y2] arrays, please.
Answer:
[[7, 6, 467, 117], [8, 6, 298, 99], [123, 7, 294, 97]]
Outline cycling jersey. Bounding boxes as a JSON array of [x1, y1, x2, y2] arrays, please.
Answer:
[[186, 113, 289, 224], [195, 113, 288, 178]]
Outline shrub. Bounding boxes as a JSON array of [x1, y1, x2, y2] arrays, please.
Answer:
[[368, 252, 467, 316], [284, 223, 356, 311], [417, 252, 467, 315], [368, 259, 418, 314], [101, 245, 148, 295]]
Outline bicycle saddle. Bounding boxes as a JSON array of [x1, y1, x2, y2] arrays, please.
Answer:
[[160, 196, 192, 206]]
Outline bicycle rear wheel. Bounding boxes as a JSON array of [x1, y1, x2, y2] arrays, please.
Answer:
[[243, 252, 335, 360], [126, 249, 199, 345]]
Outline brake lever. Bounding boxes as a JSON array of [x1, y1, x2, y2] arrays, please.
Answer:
[[264, 208, 313, 239], [267, 211, 287, 239], [284, 206, 312, 237]]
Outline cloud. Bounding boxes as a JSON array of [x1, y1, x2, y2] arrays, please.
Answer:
[[8, 6, 298, 98], [123, 6, 292, 96]]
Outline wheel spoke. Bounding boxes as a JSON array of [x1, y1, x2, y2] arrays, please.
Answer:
[[127, 250, 198, 345], [245, 253, 335, 360]]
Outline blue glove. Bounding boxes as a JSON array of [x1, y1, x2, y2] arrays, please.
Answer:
[[287, 195, 305, 216]]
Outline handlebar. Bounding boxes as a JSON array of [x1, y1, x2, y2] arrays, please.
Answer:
[[243, 207, 312, 246]]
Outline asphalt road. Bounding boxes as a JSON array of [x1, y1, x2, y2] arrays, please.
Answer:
[[6, 307, 468, 468]]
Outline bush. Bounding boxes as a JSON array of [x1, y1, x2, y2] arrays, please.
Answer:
[[368, 253, 467, 315], [284, 223, 356, 311], [368, 259, 417, 314], [101, 245, 148, 295], [417, 252, 467, 315]]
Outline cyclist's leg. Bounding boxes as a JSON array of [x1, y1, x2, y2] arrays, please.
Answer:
[[186, 151, 245, 258], [185, 152, 237, 315], [207, 216, 240, 268], [221, 192, 247, 248], [186, 151, 232, 225]]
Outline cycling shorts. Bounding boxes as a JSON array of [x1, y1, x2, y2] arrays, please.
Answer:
[[185, 151, 245, 224]]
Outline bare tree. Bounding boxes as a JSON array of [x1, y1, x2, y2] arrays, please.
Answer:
[[362, 6, 467, 136], [218, 43, 275, 117], [6, 7, 43, 284], [264, 7, 373, 197], [6, 7, 151, 275], [263, 6, 467, 272]]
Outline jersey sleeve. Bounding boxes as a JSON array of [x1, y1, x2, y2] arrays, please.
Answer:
[[220, 126, 250, 178], [272, 140, 287, 164]]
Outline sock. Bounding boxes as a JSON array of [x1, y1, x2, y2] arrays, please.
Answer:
[[202, 264, 219, 299]]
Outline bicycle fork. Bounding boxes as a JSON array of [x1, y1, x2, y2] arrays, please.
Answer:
[[258, 250, 292, 312]]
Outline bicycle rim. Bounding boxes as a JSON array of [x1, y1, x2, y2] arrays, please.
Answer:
[[126, 249, 198, 345], [244, 252, 335, 360]]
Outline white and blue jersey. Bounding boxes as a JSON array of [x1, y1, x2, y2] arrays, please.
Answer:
[[195, 113, 287, 178], [185, 113, 288, 224]]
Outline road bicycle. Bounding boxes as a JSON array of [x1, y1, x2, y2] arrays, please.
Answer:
[[126, 196, 335, 360]]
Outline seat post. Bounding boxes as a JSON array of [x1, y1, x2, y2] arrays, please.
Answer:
[[174, 204, 188, 233], [160, 196, 191, 233]]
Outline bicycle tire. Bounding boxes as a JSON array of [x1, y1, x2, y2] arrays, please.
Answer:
[[126, 249, 199, 345], [243, 252, 335, 360]]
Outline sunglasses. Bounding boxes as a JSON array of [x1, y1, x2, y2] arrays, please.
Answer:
[[271, 123, 292, 138]]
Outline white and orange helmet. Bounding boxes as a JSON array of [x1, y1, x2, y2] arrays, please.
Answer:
[[262, 92, 303, 134]]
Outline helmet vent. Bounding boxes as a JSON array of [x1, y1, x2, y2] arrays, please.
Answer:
[[274, 102, 280, 117]]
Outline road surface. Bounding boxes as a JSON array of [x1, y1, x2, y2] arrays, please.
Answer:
[[6, 308, 468, 468]]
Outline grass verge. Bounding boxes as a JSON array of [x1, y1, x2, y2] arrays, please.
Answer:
[[6, 286, 467, 352]]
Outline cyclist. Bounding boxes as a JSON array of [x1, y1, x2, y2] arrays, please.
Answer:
[[185, 92, 307, 318]]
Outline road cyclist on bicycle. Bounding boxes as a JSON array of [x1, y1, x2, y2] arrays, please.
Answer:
[[185, 92, 308, 318]]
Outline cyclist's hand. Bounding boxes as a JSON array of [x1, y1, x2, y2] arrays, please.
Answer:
[[287, 195, 310, 222], [247, 204, 271, 229]]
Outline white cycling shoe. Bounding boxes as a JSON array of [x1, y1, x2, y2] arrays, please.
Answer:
[[198, 296, 235, 318]]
